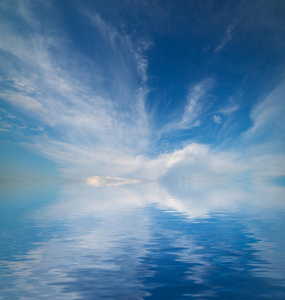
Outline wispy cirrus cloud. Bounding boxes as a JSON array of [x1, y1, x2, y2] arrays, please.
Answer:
[[243, 80, 285, 141], [159, 78, 215, 134], [215, 23, 235, 53], [0, 1, 152, 163], [180, 78, 215, 128], [0, 128, 10, 132], [217, 103, 240, 115]]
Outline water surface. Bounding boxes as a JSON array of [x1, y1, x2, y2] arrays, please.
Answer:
[[1, 182, 285, 299]]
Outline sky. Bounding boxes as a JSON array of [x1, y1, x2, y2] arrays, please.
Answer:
[[0, 0, 285, 189]]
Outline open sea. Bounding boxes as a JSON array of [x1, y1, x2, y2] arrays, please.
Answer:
[[1, 182, 285, 299]]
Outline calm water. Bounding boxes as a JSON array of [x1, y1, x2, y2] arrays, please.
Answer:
[[1, 182, 285, 299]]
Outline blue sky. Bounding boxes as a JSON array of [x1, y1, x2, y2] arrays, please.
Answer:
[[0, 0, 285, 187]]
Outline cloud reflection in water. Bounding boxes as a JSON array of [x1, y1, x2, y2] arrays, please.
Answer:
[[0, 181, 285, 299]]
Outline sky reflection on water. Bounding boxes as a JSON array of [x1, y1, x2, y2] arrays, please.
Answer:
[[0, 182, 285, 299]]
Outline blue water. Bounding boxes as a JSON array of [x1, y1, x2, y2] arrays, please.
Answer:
[[1, 183, 285, 299]]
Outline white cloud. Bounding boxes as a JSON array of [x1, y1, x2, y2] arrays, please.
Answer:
[[0, 92, 46, 115], [0, 1, 152, 162], [215, 23, 235, 53], [181, 78, 215, 128], [8, 77, 39, 94], [218, 104, 239, 115], [86, 176, 142, 187], [213, 115, 222, 123], [244, 80, 285, 139], [29, 126, 44, 131], [160, 78, 215, 134]]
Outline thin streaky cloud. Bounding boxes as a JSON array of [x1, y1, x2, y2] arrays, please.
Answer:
[[0, 3, 152, 155], [159, 78, 215, 134], [243, 80, 285, 139], [218, 104, 240, 115], [215, 23, 235, 53]]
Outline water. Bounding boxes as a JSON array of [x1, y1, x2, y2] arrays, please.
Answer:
[[1, 182, 285, 299]]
